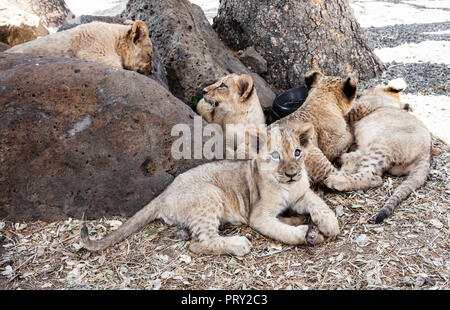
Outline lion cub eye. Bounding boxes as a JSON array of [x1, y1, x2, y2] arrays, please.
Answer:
[[294, 149, 302, 158], [271, 151, 280, 160], [218, 82, 228, 89]]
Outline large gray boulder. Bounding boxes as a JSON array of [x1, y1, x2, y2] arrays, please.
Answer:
[[0, 53, 206, 222], [120, 0, 277, 109]]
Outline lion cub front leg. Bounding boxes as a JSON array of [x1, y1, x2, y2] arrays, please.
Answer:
[[249, 202, 311, 245], [292, 190, 339, 240], [196, 100, 214, 123], [339, 150, 363, 174]]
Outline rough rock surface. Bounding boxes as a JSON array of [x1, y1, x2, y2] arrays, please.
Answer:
[[57, 15, 131, 32], [0, 0, 49, 46], [238, 46, 267, 75], [213, 0, 385, 90], [120, 0, 276, 108], [58, 15, 168, 89], [8, 0, 75, 30], [0, 53, 206, 222]]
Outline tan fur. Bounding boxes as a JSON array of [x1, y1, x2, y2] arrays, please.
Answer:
[[197, 74, 266, 158], [81, 125, 339, 256], [197, 74, 265, 126], [324, 80, 431, 223], [273, 70, 358, 184], [6, 21, 154, 75]]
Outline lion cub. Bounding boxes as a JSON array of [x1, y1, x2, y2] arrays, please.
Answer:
[[6, 21, 154, 75], [274, 70, 358, 183], [197, 73, 265, 127], [81, 124, 339, 256], [197, 74, 266, 158], [324, 79, 432, 223]]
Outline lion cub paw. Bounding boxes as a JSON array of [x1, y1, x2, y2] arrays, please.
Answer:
[[227, 236, 252, 256], [324, 174, 351, 191], [369, 175, 383, 187], [309, 207, 340, 241], [317, 217, 339, 239]]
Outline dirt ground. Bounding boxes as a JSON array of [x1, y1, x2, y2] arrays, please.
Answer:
[[0, 137, 448, 290]]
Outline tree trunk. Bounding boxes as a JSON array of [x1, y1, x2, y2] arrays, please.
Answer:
[[213, 0, 385, 91], [8, 0, 75, 29]]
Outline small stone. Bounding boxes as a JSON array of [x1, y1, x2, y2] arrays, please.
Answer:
[[431, 148, 441, 156], [161, 272, 172, 280], [355, 234, 369, 247], [238, 46, 268, 74], [414, 274, 436, 288], [179, 254, 192, 264], [335, 205, 345, 217], [429, 218, 443, 229]]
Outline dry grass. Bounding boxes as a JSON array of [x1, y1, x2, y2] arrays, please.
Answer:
[[0, 138, 448, 290]]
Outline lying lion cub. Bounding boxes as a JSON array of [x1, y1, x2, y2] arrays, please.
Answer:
[[274, 70, 358, 184], [6, 21, 154, 75], [324, 79, 431, 223], [197, 73, 265, 127], [81, 124, 339, 256], [197, 73, 265, 158]]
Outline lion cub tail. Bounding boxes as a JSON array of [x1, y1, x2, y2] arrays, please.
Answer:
[[80, 199, 161, 251], [376, 156, 430, 223]]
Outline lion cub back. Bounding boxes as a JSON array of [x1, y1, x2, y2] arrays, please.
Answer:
[[349, 84, 431, 158], [6, 26, 77, 57]]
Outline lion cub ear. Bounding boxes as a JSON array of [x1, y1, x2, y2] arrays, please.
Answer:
[[295, 123, 314, 147], [304, 70, 324, 90], [386, 78, 407, 93], [343, 74, 358, 101], [237, 74, 254, 101], [130, 21, 149, 45]]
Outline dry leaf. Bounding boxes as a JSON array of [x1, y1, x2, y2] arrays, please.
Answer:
[[179, 254, 191, 264]]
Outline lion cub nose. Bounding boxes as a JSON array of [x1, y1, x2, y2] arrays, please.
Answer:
[[285, 172, 297, 178]]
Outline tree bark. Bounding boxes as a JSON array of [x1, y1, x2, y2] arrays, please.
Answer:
[[213, 0, 385, 91]]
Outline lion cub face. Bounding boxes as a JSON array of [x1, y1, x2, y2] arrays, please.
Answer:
[[361, 78, 411, 111], [120, 21, 154, 75], [200, 74, 255, 111], [255, 123, 313, 184], [305, 70, 358, 115]]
